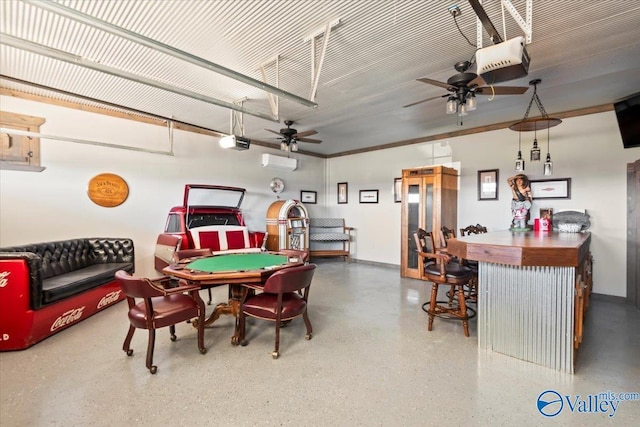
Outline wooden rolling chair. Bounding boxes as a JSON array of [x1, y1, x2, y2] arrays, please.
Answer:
[[115, 270, 206, 374], [238, 264, 316, 359], [173, 248, 214, 304], [414, 229, 474, 337]]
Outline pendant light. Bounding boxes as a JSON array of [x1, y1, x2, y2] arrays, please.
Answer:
[[530, 126, 541, 162], [515, 129, 525, 171], [509, 79, 562, 171], [544, 125, 553, 176]]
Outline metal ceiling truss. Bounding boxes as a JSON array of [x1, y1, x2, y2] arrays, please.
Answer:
[[259, 56, 280, 118], [472, 0, 532, 48], [230, 98, 248, 137], [0, 33, 278, 122], [305, 19, 341, 102], [16, 0, 321, 121]]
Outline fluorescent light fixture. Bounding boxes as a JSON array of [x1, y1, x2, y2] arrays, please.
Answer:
[[219, 135, 250, 150]]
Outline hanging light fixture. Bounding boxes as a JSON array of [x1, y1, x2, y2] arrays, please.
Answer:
[[515, 129, 525, 171], [530, 126, 541, 161], [510, 79, 561, 171], [544, 125, 553, 176]]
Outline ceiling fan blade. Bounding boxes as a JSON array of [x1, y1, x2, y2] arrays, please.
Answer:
[[297, 137, 322, 143], [403, 94, 448, 108], [417, 77, 454, 91], [467, 75, 486, 88], [264, 129, 283, 136], [475, 86, 529, 95], [293, 129, 317, 138]]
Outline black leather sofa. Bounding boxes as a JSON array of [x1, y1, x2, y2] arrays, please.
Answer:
[[0, 238, 135, 350]]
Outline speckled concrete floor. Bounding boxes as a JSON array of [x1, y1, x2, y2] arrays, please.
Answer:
[[1, 260, 639, 426]]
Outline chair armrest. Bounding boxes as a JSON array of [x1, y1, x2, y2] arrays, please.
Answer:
[[148, 276, 175, 289], [417, 250, 450, 275], [146, 277, 201, 295], [162, 283, 202, 295]]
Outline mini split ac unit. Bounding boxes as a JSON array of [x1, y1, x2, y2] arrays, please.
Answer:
[[261, 154, 297, 171]]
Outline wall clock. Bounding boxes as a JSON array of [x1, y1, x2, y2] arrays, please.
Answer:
[[270, 177, 285, 194]]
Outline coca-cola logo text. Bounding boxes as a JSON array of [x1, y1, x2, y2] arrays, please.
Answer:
[[97, 290, 122, 309], [50, 307, 85, 332], [0, 271, 9, 288]]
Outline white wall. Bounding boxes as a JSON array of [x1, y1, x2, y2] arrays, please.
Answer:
[[327, 111, 639, 298], [2, 95, 638, 297], [0, 96, 326, 277]]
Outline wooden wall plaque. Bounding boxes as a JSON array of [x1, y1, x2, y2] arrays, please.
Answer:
[[87, 173, 129, 207]]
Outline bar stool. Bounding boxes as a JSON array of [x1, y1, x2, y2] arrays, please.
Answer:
[[414, 229, 474, 337], [458, 224, 488, 303]]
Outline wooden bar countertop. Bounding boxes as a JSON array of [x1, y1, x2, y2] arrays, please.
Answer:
[[446, 230, 591, 267]]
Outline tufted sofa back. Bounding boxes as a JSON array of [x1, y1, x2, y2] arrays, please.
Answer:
[[1, 238, 135, 279]]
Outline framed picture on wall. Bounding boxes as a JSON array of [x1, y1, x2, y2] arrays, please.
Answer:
[[300, 190, 317, 204], [359, 190, 379, 203], [530, 178, 571, 199], [394, 178, 402, 203], [337, 182, 348, 204], [477, 169, 499, 200]]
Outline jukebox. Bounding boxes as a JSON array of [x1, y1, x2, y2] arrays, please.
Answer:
[[265, 199, 309, 254]]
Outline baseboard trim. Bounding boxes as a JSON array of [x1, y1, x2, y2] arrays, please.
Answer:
[[590, 292, 627, 304], [351, 258, 399, 269]]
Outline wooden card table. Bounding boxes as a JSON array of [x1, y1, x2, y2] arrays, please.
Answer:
[[163, 252, 303, 344], [447, 230, 592, 373]]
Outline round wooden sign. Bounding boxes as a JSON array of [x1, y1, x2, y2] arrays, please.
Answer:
[[87, 173, 129, 207]]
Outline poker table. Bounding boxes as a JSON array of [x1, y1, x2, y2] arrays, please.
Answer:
[[162, 252, 303, 343]]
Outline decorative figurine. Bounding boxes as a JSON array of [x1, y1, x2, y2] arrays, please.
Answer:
[[507, 174, 532, 230]]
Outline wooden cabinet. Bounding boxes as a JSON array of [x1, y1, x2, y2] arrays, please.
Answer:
[[400, 166, 458, 279]]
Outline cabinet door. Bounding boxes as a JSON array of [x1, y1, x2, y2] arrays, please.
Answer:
[[401, 176, 434, 279]]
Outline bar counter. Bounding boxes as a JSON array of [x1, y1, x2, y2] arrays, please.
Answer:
[[447, 230, 592, 373]]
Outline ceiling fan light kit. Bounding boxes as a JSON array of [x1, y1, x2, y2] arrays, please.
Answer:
[[265, 120, 321, 152], [509, 79, 562, 175], [411, 60, 529, 125]]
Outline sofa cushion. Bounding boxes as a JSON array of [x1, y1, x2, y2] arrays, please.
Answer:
[[42, 262, 133, 305]]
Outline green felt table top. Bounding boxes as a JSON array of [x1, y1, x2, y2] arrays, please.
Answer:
[[186, 253, 289, 273]]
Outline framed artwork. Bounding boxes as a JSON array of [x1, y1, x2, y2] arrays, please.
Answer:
[[359, 189, 379, 204], [300, 190, 317, 204], [477, 169, 499, 200], [530, 178, 571, 199], [394, 178, 402, 203], [337, 182, 348, 204]]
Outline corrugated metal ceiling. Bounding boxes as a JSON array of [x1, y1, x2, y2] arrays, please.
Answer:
[[1, 0, 639, 156]]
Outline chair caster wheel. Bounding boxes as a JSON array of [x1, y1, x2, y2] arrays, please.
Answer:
[[240, 339, 248, 346], [170, 334, 177, 341], [200, 348, 207, 354], [305, 333, 312, 340], [126, 349, 133, 356], [272, 351, 279, 359], [149, 366, 157, 374], [207, 301, 212, 305]]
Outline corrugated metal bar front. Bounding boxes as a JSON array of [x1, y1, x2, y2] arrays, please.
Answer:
[[478, 262, 575, 373]]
